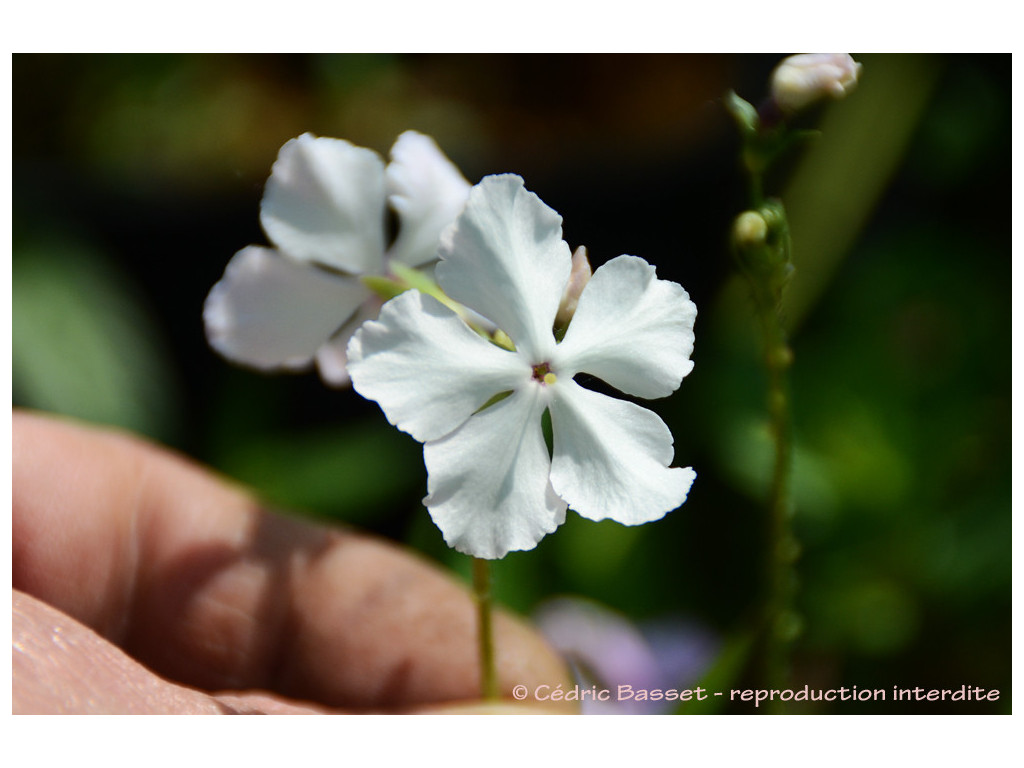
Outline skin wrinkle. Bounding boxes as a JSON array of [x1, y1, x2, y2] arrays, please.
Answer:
[[342, 559, 422, 699], [285, 534, 470, 708], [327, 553, 432, 705], [183, 532, 268, 688], [114, 451, 147, 647], [122, 506, 313, 693], [234, 509, 336, 695], [247, 514, 304, 695], [184, 579, 267, 686]]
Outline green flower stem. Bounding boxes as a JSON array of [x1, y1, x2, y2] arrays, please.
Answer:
[[756, 295, 798, 713], [472, 557, 498, 701], [732, 199, 800, 713], [744, 154, 766, 210]]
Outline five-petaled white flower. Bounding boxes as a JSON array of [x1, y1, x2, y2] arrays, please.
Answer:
[[347, 174, 697, 559], [204, 131, 471, 386]]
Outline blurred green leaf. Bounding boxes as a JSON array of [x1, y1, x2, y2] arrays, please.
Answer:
[[716, 411, 840, 520], [553, 515, 645, 593], [782, 53, 943, 330], [215, 422, 423, 525], [12, 238, 178, 440], [807, 571, 920, 656]]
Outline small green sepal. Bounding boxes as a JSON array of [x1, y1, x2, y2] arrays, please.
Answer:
[[725, 90, 760, 138]]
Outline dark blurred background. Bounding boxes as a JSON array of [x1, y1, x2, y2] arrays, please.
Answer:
[[12, 53, 1011, 713]]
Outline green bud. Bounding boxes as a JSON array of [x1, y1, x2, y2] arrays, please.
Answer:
[[724, 90, 760, 137], [731, 201, 794, 312], [759, 202, 786, 231]]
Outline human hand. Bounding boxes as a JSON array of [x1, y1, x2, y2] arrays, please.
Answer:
[[12, 410, 573, 714]]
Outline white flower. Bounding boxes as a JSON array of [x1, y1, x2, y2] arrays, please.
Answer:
[[204, 131, 471, 386], [347, 174, 697, 559], [770, 53, 862, 115]]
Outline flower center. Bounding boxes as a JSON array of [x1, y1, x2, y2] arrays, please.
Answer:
[[532, 362, 557, 386]]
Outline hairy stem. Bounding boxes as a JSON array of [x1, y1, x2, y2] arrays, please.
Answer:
[[758, 304, 797, 711], [744, 170, 799, 712]]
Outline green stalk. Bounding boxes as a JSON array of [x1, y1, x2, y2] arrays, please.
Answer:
[[734, 183, 799, 713], [756, 294, 798, 712], [727, 64, 864, 710], [472, 557, 498, 701]]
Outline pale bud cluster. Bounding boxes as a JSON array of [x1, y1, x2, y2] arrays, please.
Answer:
[[770, 53, 862, 115]]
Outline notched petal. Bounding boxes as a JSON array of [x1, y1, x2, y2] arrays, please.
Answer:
[[260, 133, 387, 274], [423, 388, 568, 559], [549, 380, 694, 525], [386, 131, 472, 269], [436, 174, 571, 361], [555, 255, 696, 400]]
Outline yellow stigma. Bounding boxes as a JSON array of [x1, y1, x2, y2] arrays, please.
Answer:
[[532, 362, 557, 385]]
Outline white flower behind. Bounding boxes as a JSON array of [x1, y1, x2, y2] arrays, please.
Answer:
[[347, 174, 697, 559], [204, 131, 471, 386]]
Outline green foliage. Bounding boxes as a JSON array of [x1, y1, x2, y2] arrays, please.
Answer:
[[12, 237, 180, 441], [215, 422, 424, 526]]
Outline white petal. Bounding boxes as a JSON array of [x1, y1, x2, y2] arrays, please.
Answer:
[[386, 131, 472, 268], [423, 386, 567, 559], [347, 289, 530, 443], [313, 299, 382, 387], [204, 246, 369, 371], [436, 174, 571, 361], [260, 134, 387, 275], [554, 255, 696, 399], [549, 379, 695, 525]]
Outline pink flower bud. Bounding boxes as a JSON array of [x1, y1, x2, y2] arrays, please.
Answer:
[[554, 245, 593, 331], [770, 53, 862, 115]]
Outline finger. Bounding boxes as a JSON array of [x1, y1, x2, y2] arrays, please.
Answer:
[[13, 410, 572, 710], [15, 591, 562, 715], [13, 589, 332, 714]]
